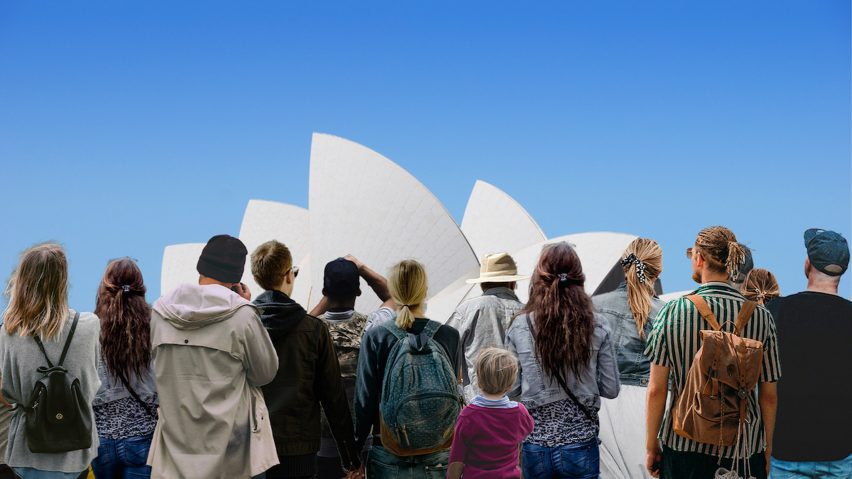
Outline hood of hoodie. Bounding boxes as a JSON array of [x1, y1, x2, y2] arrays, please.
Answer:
[[153, 283, 259, 330], [253, 290, 307, 341]]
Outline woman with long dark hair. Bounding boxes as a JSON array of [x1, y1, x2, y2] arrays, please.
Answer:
[[91, 258, 158, 479], [506, 242, 620, 479]]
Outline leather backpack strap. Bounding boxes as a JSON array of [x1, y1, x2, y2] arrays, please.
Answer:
[[57, 312, 80, 367], [686, 295, 721, 331], [734, 301, 757, 336], [32, 336, 53, 368]]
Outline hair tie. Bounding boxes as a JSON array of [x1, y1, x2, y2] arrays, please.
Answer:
[[620, 253, 648, 284], [401, 304, 414, 309], [121, 285, 131, 293], [557, 273, 569, 285]]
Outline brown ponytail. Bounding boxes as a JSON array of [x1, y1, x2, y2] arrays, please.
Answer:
[[741, 268, 781, 305], [695, 226, 747, 281]]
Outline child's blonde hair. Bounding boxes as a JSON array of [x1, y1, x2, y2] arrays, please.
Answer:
[[475, 347, 518, 395]]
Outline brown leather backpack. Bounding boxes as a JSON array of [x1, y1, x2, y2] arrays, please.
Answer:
[[673, 295, 764, 447]]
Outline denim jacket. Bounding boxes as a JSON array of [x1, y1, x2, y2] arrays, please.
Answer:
[[92, 353, 158, 407], [446, 287, 525, 401], [592, 283, 665, 387], [505, 312, 620, 410]]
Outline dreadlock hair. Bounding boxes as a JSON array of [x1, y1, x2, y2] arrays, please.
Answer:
[[622, 238, 663, 338], [695, 226, 749, 282], [523, 242, 595, 393], [95, 257, 151, 380]]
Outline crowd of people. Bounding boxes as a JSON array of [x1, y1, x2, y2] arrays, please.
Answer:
[[0, 225, 848, 479]]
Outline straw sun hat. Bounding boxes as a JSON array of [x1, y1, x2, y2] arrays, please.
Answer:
[[466, 252, 529, 284]]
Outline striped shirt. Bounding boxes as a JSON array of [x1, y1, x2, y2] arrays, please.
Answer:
[[644, 282, 781, 458]]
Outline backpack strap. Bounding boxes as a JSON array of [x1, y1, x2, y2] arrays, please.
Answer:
[[116, 369, 157, 420], [734, 301, 757, 336], [58, 312, 80, 367], [380, 318, 407, 341], [686, 295, 721, 331], [408, 320, 441, 352]]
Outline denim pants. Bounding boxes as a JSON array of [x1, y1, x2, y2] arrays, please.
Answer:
[[90, 434, 153, 479], [366, 445, 448, 479], [770, 454, 852, 479], [13, 469, 84, 479], [521, 439, 600, 479]]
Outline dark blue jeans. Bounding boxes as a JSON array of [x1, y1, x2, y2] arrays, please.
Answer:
[[91, 434, 153, 479], [521, 439, 600, 479]]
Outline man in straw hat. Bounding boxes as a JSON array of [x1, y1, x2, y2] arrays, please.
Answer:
[[446, 252, 529, 401]]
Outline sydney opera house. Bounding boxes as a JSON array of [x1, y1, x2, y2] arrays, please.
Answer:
[[160, 133, 688, 321]]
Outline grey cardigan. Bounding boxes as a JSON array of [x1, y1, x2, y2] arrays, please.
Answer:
[[0, 310, 101, 473], [506, 312, 620, 410]]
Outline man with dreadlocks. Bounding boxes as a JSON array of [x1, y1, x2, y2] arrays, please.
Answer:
[[644, 226, 781, 479]]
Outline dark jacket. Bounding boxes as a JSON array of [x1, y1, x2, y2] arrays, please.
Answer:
[[254, 290, 359, 470], [353, 317, 462, 451]]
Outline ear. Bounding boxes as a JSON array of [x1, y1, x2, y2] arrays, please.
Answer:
[[804, 257, 811, 278], [356, 288, 362, 297], [321, 288, 328, 296]]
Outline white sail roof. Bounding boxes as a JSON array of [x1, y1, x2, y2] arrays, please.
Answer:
[[461, 180, 546, 259], [160, 243, 205, 295], [309, 133, 479, 312]]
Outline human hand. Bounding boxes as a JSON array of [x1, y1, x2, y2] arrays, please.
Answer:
[[646, 444, 662, 478], [344, 254, 365, 271], [231, 282, 251, 301]]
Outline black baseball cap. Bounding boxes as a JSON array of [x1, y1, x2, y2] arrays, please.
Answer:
[[804, 228, 849, 276], [323, 258, 360, 297]]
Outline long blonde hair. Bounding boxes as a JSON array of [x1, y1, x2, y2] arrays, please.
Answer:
[[388, 259, 428, 330], [4, 243, 70, 340], [695, 226, 749, 281], [741, 268, 780, 305], [622, 238, 663, 338]]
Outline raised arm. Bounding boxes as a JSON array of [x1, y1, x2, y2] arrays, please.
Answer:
[[345, 255, 394, 308]]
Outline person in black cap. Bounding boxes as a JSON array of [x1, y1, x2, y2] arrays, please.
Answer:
[[767, 228, 851, 478], [250, 242, 362, 479], [309, 256, 394, 479], [148, 234, 279, 479]]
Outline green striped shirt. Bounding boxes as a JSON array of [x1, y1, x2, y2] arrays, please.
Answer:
[[644, 282, 781, 458]]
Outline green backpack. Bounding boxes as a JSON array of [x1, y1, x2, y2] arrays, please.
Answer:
[[378, 320, 463, 457]]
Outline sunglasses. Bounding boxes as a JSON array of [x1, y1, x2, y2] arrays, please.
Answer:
[[288, 265, 300, 278], [686, 247, 701, 260]]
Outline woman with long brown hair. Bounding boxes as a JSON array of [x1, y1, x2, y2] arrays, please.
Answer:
[[0, 244, 100, 479], [90, 258, 158, 479], [593, 238, 665, 479], [506, 242, 620, 479]]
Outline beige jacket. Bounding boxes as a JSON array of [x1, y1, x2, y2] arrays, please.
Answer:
[[147, 284, 279, 479]]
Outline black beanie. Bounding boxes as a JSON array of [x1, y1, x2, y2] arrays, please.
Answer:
[[197, 234, 247, 283]]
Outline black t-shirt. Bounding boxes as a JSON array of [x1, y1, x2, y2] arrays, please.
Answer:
[[767, 291, 852, 462]]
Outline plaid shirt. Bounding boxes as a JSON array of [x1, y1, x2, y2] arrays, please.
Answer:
[[645, 282, 782, 458]]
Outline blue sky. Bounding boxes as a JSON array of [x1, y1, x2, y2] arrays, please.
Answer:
[[1, 1, 849, 311]]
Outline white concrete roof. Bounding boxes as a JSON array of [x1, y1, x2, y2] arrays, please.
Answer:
[[427, 232, 638, 323], [659, 290, 693, 303], [461, 180, 546, 260], [160, 243, 205, 295], [309, 133, 479, 312], [238, 199, 311, 305]]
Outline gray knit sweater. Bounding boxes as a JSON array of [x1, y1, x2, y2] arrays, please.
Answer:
[[0, 310, 101, 473]]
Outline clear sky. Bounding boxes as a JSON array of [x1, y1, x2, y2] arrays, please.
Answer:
[[1, 1, 850, 311]]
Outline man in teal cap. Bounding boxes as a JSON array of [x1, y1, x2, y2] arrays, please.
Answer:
[[767, 228, 851, 478]]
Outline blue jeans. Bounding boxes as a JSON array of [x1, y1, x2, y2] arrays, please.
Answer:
[[91, 434, 153, 479], [13, 469, 83, 479], [366, 445, 448, 479], [770, 454, 852, 479], [521, 439, 600, 479]]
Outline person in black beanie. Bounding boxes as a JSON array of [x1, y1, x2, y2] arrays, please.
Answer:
[[148, 234, 279, 479]]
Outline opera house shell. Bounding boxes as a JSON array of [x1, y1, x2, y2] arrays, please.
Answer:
[[161, 133, 677, 322]]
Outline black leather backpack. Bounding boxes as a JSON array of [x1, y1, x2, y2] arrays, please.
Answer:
[[21, 312, 93, 453]]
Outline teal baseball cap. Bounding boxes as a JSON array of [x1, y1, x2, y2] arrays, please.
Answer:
[[804, 228, 849, 276]]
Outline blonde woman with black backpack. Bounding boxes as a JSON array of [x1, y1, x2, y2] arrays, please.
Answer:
[[0, 244, 100, 479]]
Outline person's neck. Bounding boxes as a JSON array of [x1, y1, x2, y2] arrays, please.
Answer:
[[327, 298, 356, 311], [480, 391, 507, 401], [199, 277, 230, 288], [806, 281, 838, 295], [701, 270, 730, 284]]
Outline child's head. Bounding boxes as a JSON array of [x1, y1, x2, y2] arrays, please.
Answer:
[[475, 347, 518, 396]]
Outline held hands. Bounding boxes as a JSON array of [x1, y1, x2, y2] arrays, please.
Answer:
[[646, 444, 662, 478], [344, 465, 365, 479]]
